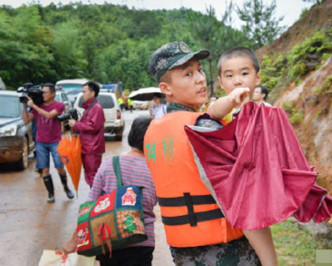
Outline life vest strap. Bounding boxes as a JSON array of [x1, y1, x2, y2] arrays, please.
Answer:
[[158, 194, 217, 206], [158, 193, 224, 226], [161, 209, 224, 226]]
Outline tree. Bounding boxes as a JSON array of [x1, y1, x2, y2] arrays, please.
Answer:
[[51, 21, 87, 80], [188, 7, 220, 96], [236, 0, 286, 49], [188, 3, 249, 96], [0, 6, 56, 88]]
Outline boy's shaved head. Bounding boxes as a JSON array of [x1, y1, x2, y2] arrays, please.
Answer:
[[218, 47, 260, 75]]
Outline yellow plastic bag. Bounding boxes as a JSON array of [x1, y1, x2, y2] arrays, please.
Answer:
[[38, 250, 95, 266]]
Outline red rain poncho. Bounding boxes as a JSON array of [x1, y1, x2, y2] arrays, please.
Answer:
[[184, 102, 332, 230]]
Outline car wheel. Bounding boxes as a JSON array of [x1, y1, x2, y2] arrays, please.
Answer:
[[16, 137, 29, 170]]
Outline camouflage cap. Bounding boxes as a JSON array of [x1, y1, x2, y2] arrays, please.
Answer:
[[149, 41, 210, 82]]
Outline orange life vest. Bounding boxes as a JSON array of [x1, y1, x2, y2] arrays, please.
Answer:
[[144, 111, 243, 247]]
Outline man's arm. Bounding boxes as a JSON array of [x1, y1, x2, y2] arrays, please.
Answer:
[[71, 107, 104, 133], [22, 102, 35, 124], [27, 96, 60, 119], [207, 87, 250, 120]]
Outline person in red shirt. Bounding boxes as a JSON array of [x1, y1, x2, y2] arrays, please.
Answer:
[[68, 81, 105, 187], [22, 83, 74, 203]]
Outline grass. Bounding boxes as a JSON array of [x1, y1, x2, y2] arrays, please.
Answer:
[[271, 218, 331, 265]]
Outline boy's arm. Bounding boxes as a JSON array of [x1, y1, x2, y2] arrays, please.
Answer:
[[244, 227, 278, 266], [207, 87, 250, 119]]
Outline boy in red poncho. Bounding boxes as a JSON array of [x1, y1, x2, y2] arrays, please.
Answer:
[[186, 46, 331, 263]]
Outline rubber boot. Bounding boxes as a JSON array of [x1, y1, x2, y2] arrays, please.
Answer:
[[43, 175, 55, 203], [59, 174, 74, 199]]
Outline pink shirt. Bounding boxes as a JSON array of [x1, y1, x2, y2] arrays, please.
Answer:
[[31, 101, 64, 143]]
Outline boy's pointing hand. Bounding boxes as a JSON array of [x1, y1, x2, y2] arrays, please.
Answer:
[[229, 87, 250, 108]]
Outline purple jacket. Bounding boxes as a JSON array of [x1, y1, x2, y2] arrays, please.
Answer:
[[73, 98, 105, 155]]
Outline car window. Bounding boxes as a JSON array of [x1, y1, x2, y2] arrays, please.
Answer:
[[98, 95, 115, 108], [62, 93, 69, 102], [67, 90, 82, 95], [78, 94, 115, 109], [0, 95, 20, 118], [56, 92, 69, 103]]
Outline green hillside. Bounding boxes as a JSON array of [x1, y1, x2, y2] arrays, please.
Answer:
[[0, 3, 248, 90]]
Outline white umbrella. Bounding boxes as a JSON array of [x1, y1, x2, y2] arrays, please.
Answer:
[[128, 87, 165, 101]]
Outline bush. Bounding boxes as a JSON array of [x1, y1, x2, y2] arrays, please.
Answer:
[[289, 111, 304, 125]]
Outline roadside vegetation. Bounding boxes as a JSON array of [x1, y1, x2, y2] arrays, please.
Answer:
[[272, 219, 331, 265], [260, 28, 332, 103]]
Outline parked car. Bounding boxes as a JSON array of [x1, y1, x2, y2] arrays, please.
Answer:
[[133, 100, 149, 110], [55, 78, 88, 107], [73, 91, 125, 141], [0, 90, 35, 170], [55, 90, 71, 132]]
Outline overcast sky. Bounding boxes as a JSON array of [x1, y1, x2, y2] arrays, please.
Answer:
[[1, 0, 313, 29]]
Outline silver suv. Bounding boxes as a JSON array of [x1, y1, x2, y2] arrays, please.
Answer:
[[73, 91, 125, 141], [0, 90, 35, 169]]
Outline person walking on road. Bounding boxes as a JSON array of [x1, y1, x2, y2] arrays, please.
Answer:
[[22, 83, 74, 203], [68, 81, 105, 187], [63, 116, 157, 266]]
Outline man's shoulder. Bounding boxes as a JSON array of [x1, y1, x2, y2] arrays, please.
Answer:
[[94, 101, 103, 108], [52, 101, 65, 107], [149, 111, 199, 129], [93, 101, 104, 112], [263, 101, 272, 107]]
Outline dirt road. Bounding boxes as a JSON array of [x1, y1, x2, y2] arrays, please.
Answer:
[[0, 110, 173, 266]]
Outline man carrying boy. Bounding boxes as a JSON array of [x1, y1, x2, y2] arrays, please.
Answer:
[[144, 42, 277, 265]]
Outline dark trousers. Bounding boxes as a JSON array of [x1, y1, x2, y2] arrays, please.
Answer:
[[97, 246, 154, 266]]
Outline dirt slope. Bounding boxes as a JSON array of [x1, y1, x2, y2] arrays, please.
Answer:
[[256, 0, 332, 192], [256, 0, 332, 59]]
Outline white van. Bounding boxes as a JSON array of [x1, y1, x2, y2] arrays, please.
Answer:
[[73, 91, 125, 141], [55, 79, 88, 106]]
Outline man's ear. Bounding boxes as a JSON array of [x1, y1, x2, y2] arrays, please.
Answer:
[[159, 82, 172, 96]]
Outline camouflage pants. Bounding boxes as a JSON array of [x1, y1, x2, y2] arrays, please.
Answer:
[[170, 237, 261, 266]]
